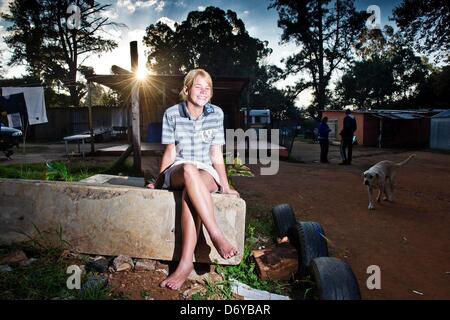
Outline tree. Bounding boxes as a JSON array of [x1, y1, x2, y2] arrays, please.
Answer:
[[415, 65, 450, 108], [2, 0, 123, 106], [0, 50, 4, 78], [269, 0, 366, 119], [392, 0, 450, 63], [335, 26, 429, 109], [144, 6, 271, 77], [143, 6, 293, 115]]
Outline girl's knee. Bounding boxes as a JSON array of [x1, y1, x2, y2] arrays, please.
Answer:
[[182, 164, 199, 179]]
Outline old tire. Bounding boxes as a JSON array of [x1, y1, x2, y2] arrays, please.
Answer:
[[289, 221, 329, 275], [272, 204, 297, 239], [310, 257, 361, 300]]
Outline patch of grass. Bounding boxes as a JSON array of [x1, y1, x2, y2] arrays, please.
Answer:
[[0, 163, 47, 180], [0, 246, 72, 300], [0, 161, 109, 182], [191, 280, 233, 300], [215, 226, 288, 298], [0, 242, 118, 300]]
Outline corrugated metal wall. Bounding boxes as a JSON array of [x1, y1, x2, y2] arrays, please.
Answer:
[[430, 118, 450, 150]]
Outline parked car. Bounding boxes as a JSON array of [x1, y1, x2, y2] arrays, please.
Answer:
[[0, 125, 22, 158]]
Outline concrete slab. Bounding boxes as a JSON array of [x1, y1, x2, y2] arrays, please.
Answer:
[[0, 178, 246, 265]]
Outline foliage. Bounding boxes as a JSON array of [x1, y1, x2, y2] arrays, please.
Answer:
[[269, 0, 366, 118], [143, 6, 292, 117], [0, 243, 115, 300], [392, 0, 450, 63], [1, 0, 124, 106], [0, 162, 108, 181], [216, 224, 287, 296], [334, 26, 429, 109], [226, 156, 254, 178]]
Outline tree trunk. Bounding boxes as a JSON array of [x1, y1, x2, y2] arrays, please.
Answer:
[[317, 0, 326, 114]]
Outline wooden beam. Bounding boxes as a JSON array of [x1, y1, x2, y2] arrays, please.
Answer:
[[111, 65, 132, 75], [130, 41, 138, 73]]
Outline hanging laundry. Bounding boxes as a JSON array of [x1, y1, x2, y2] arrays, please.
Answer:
[[0, 93, 28, 125], [1, 87, 48, 125]]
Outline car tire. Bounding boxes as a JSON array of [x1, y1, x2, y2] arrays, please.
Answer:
[[272, 204, 297, 239], [289, 221, 329, 275], [309, 257, 361, 300]]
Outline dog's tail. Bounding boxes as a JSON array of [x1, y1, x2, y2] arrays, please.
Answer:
[[395, 154, 416, 167]]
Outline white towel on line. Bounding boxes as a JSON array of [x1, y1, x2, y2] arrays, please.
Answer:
[[1, 87, 48, 125]]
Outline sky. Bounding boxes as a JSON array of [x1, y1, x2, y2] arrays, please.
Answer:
[[0, 0, 402, 107]]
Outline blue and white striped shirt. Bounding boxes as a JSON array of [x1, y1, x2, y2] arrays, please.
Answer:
[[161, 101, 225, 166]]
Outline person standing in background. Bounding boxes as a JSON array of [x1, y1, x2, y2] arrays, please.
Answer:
[[339, 109, 357, 165], [318, 116, 331, 163]]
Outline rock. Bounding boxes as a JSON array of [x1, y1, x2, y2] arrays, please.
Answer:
[[19, 258, 38, 267], [113, 255, 134, 272], [1, 250, 27, 266], [155, 261, 169, 271], [81, 274, 108, 292], [182, 283, 207, 299], [134, 259, 156, 272], [0, 265, 13, 272], [156, 269, 169, 276], [86, 258, 109, 273]]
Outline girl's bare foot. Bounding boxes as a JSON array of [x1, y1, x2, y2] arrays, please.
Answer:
[[159, 261, 193, 290], [210, 232, 238, 259]]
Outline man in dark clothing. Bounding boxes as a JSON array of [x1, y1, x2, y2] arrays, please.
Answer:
[[318, 116, 331, 163], [339, 109, 357, 165]]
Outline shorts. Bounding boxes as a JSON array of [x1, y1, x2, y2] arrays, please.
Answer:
[[163, 160, 222, 192]]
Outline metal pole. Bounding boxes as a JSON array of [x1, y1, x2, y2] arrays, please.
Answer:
[[88, 81, 94, 153]]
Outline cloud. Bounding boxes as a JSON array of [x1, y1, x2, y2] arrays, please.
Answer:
[[100, 8, 119, 20], [156, 17, 177, 31], [198, 6, 206, 11], [127, 29, 146, 42], [0, 0, 12, 18], [117, 0, 165, 13], [242, 10, 249, 16]]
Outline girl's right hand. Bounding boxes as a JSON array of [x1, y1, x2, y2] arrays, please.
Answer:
[[146, 183, 156, 189]]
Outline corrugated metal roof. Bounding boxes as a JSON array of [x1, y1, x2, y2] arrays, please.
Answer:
[[432, 110, 450, 118], [372, 112, 424, 120]]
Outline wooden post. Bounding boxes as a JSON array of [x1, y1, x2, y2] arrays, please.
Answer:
[[130, 41, 141, 173], [131, 82, 141, 173], [88, 81, 95, 153]]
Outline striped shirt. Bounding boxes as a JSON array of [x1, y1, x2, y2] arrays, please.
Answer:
[[161, 101, 225, 166]]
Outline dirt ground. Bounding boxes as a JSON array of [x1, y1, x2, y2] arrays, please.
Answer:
[[1, 141, 449, 300], [233, 141, 450, 300]]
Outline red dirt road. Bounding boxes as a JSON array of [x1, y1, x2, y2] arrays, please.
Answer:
[[233, 149, 450, 299]]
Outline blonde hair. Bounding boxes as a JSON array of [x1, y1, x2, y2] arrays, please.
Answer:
[[179, 68, 213, 101]]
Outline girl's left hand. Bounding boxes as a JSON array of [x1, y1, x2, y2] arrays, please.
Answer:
[[222, 188, 240, 197]]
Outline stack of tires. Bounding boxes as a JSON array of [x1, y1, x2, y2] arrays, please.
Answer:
[[272, 204, 361, 300]]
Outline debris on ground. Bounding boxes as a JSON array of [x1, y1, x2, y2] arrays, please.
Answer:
[[0, 250, 28, 266], [86, 257, 109, 273], [230, 280, 290, 300], [113, 255, 134, 272], [252, 244, 298, 281], [134, 259, 156, 272]]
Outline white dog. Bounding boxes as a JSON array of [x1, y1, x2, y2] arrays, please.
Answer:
[[363, 154, 416, 210]]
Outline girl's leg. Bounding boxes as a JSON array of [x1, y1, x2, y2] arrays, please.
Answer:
[[161, 166, 235, 290], [170, 164, 237, 259], [160, 188, 199, 290]]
